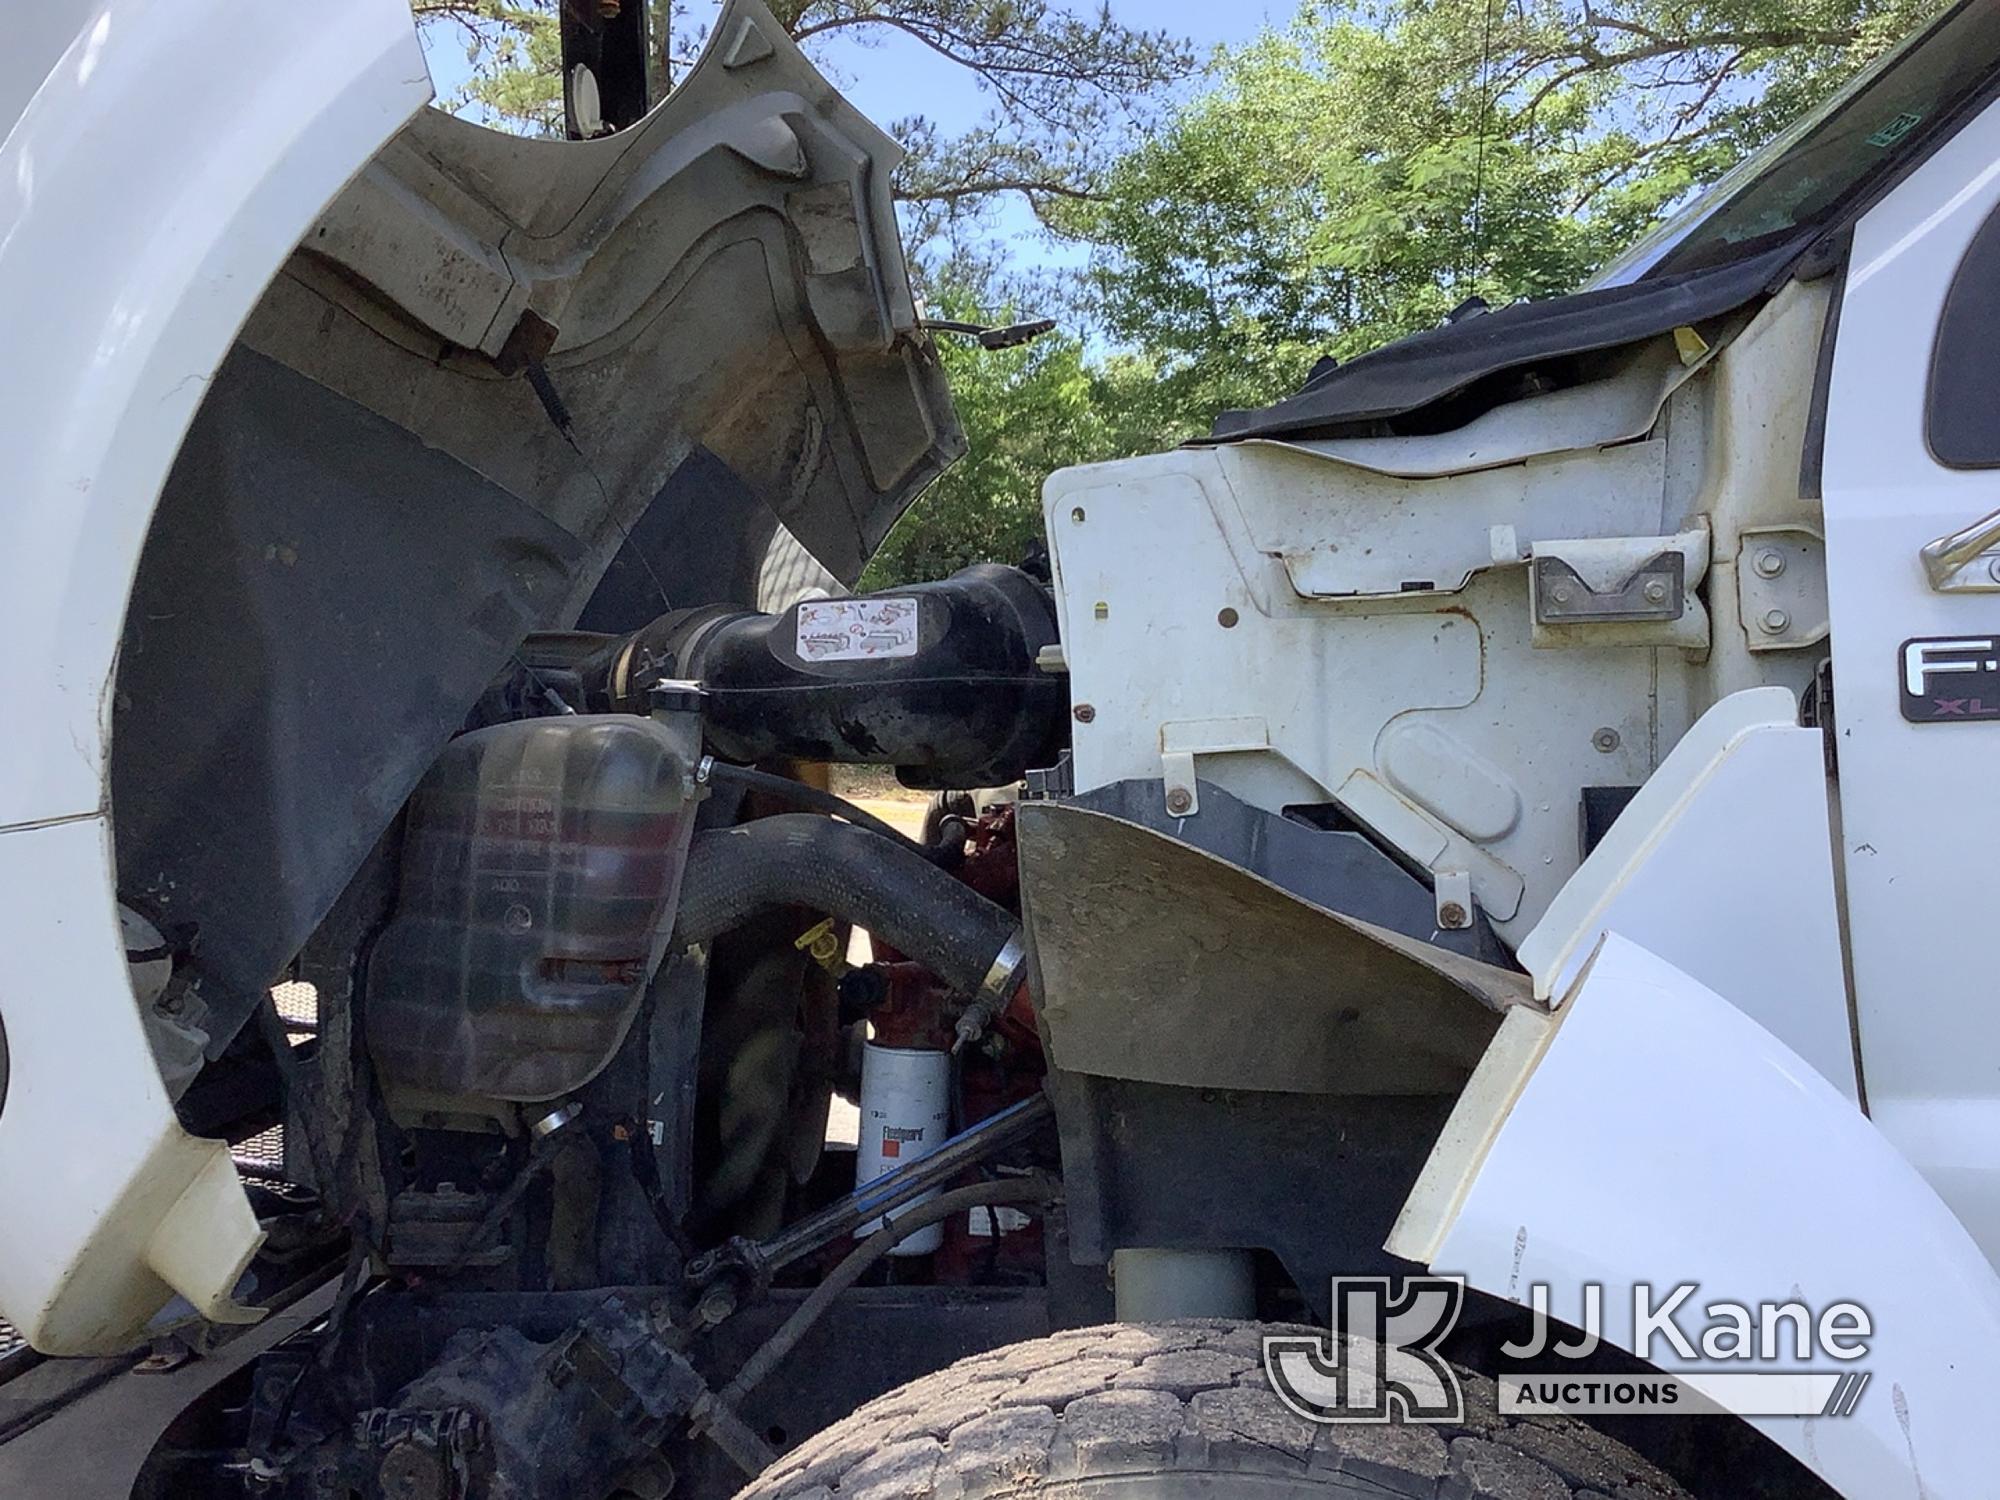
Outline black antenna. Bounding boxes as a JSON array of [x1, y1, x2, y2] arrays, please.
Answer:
[[1469, 0, 1500, 290]]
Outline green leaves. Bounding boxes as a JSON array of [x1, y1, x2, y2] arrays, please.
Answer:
[[1061, 0, 1944, 430], [862, 288, 1194, 587], [413, 0, 566, 134]]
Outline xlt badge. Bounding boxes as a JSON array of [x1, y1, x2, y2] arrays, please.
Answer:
[[1901, 636, 2000, 722]]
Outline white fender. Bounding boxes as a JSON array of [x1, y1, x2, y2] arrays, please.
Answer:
[[1390, 932, 2000, 1500], [1516, 685, 1858, 1099], [0, 0, 429, 1352]]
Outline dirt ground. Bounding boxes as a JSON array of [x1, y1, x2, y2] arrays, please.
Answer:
[[828, 767, 932, 846]]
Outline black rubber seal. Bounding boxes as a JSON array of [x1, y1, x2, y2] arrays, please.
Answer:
[[1928, 200, 2000, 468]]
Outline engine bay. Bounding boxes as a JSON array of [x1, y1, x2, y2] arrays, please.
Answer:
[[61, 5, 1849, 1495], [122, 566, 1078, 1499]]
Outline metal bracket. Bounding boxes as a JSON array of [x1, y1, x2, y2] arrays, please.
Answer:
[[1533, 551, 1685, 624], [1159, 717, 1270, 817], [1433, 870, 1474, 931], [1023, 751, 1074, 801], [1529, 526, 1711, 650], [1736, 524, 1829, 651], [1920, 506, 2000, 592]]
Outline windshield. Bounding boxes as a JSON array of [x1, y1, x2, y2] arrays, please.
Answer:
[[1597, 0, 2000, 285]]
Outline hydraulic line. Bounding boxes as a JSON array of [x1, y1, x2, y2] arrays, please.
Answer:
[[718, 1177, 1057, 1407]]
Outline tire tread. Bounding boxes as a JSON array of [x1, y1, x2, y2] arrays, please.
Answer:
[[734, 1321, 1691, 1500]]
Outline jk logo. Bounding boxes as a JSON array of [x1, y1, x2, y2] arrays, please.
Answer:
[[1264, 1276, 1466, 1424]]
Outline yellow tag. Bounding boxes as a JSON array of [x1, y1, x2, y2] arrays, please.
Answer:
[[1672, 325, 1710, 366]]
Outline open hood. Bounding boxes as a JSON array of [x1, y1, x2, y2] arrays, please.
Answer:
[[109, 0, 962, 1060], [263, 0, 961, 608]]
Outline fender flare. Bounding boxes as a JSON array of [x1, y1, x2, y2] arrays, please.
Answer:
[[0, 0, 429, 1352], [1390, 931, 2000, 1500]]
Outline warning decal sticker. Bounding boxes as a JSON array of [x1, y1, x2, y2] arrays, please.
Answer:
[[796, 597, 921, 662]]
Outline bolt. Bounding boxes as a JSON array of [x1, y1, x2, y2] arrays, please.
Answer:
[[1551, 585, 1573, 605], [1760, 608, 1791, 635], [694, 1284, 738, 1329], [1072, 703, 1096, 723], [1217, 607, 1240, 628], [1165, 787, 1194, 815], [1438, 901, 1469, 929], [1070, 506, 1087, 524], [1643, 579, 1668, 605], [378, 1442, 447, 1500], [1988, 555, 2000, 584], [1754, 548, 1786, 578], [1592, 727, 1620, 753]]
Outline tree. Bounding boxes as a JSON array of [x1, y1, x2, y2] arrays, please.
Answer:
[[414, 0, 1951, 588], [412, 0, 1194, 257], [1064, 0, 1946, 414], [860, 283, 1184, 588]]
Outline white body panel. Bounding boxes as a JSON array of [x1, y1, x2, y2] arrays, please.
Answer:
[[0, 0, 429, 1351], [1822, 94, 2000, 1261], [1518, 687, 1857, 1097], [1402, 933, 2000, 1500], [1043, 443, 1685, 940], [1041, 283, 1832, 951]]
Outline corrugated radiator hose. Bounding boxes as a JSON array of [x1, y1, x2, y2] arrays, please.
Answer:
[[671, 814, 1025, 1001]]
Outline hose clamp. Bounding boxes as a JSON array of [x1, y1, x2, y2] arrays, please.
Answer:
[[530, 1100, 583, 1139], [977, 931, 1029, 1007], [647, 677, 706, 716]]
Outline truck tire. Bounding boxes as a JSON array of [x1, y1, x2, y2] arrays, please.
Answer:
[[733, 1320, 1692, 1500]]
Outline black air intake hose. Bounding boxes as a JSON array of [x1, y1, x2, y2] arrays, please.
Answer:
[[671, 814, 1022, 999], [597, 564, 1068, 789]]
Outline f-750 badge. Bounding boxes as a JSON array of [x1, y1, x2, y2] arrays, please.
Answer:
[[1901, 636, 2000, 722]]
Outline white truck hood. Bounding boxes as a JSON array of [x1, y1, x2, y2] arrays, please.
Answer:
[[113, 0, 965, 1092], [0, 0, 957, 1355]]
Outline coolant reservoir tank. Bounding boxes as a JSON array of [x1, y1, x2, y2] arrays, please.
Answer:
[[366, 713, 699, 1106]]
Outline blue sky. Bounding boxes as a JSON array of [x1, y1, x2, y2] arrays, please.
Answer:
[[419, 2, 1287, 127], [802, 1, 1286, 140], [416, 2, 1294, 282], [807, 0, 1291, 276], [422, 3, 1285, 117]]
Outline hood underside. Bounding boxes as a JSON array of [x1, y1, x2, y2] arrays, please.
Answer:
[[274, 0, 961, 607], [111, 0, 961, 1059]]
